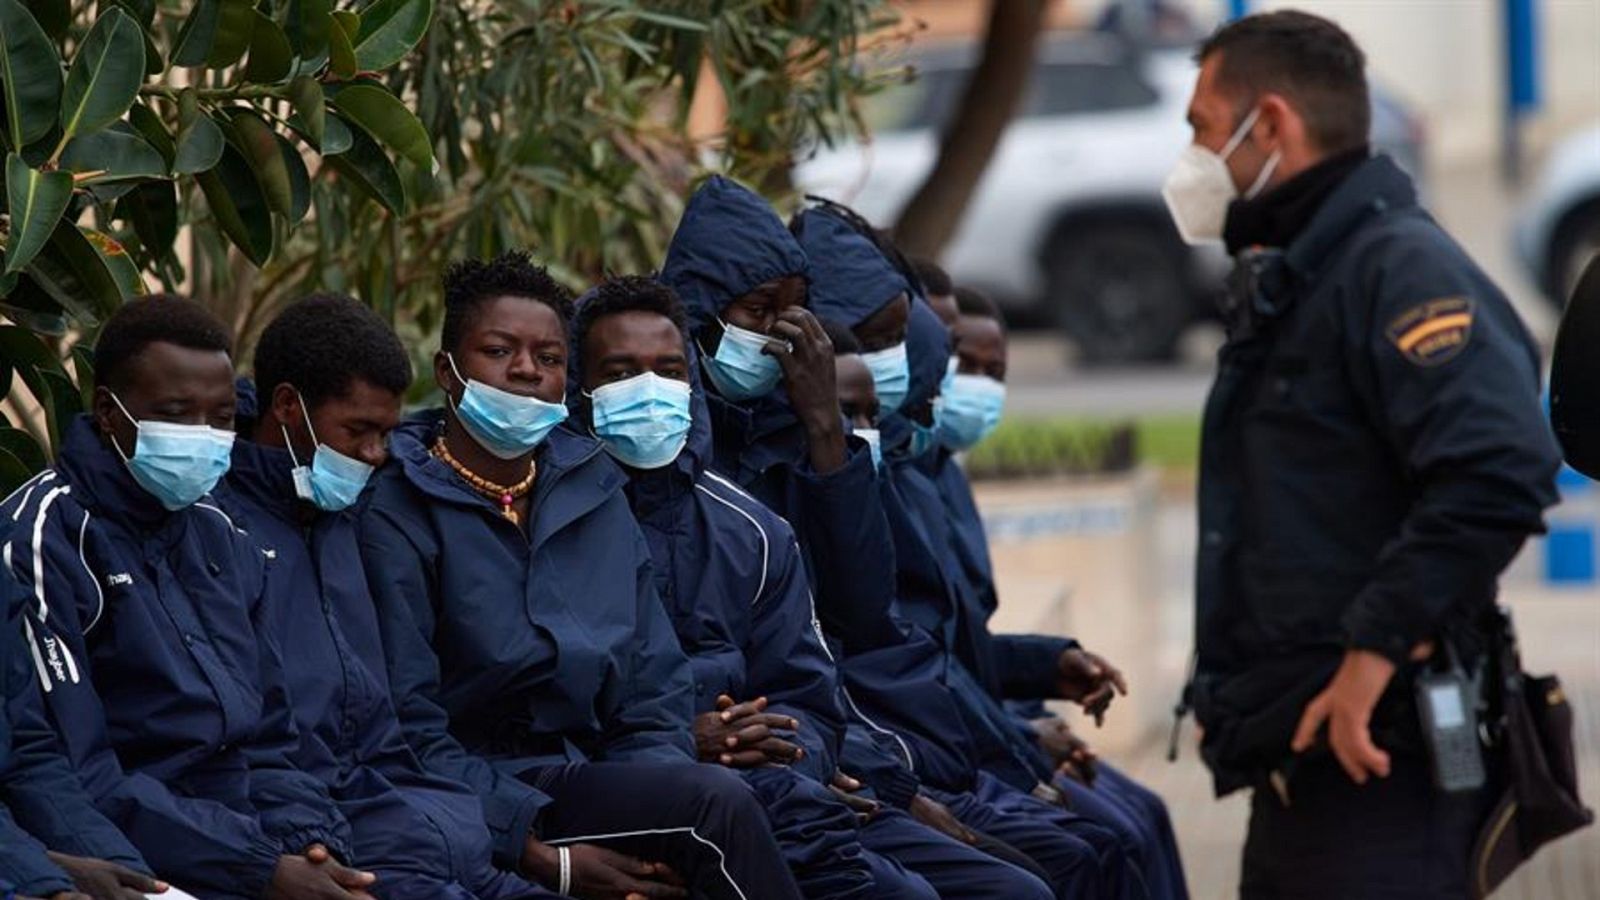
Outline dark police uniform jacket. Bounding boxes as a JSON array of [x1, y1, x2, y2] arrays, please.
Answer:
[[1191, 155, 1562, 795]]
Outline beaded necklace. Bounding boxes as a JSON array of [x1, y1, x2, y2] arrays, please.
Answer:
[[431, 434, 536, 525]]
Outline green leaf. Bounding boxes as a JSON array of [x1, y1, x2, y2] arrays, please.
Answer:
[[171, 0, 218, 67], [3, 153, 72, 274], [329, 82, 432, 168], [351, 0, 432, 73], [0, 276, 68, 334], [276, 131, 310, 222], [81, 228, 143, 300], [283, 0, 330, 60], [227, 111, 292, 216], [286, 76, 323, 148], [205, 0, 255, 69], [174, 101, 224, 174], [68, 342, 94, 409], [116, 179, 177, 259], [38, 366, 82, 450], [59, 122, 166, 183], [327, 9, 356, 78], [0, 441, 37, 495], [0, 426, 47, 472], [320, 112, 351, 154], [323, 118, 402, 214], [196, 141, 273, 264], [243, 11, 292, 83], [21, 220, 125, 323], [0, 323, 60, 415], [59, 8, 144, 141], [0, 0, 64, 148], [127, 102, 174, 167]]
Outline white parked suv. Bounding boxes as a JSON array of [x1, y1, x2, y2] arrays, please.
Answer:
[[1513, 123, 1600, 309], [797, 34, 1427, 363]]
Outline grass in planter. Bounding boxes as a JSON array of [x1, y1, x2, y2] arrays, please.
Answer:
[[964, 414, 1201, 480]]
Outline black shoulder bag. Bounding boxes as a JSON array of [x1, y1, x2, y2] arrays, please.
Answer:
[[1470, 605, 1593, 898]]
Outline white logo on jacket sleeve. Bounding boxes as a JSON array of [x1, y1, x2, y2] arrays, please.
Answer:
[[42, 633, 69, 683], [106, 572, 133, 587]]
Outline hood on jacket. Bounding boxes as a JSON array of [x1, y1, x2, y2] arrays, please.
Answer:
[[660, 176, 809, 338], [791, 207, 910, 329], [880, 300, 952, 457]]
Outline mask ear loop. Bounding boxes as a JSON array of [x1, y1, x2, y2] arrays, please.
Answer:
[[281, 389, 319, 469], [1220, 106, 1263, 160], [106, 391, 140, 462]]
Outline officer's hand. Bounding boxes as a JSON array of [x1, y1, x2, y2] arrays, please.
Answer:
[[693, 695, 804, 767], [908, 793, 980, 846], [267, 852, 376, 899], [45, 852, 167, 900], [1291, 648, 1397, 785], [828, 771, 882, 822], [523, 838, 687, 900], [765, 309, 846, 475], [1054, 648, 1128, 724]]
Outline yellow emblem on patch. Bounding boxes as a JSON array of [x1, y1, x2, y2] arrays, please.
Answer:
[[1386, 297, 1474, 366]]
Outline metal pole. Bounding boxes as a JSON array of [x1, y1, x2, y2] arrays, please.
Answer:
[[1228, 0, 1250, 21], [1502, 0, 1540, 185]]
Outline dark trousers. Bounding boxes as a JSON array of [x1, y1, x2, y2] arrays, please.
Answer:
[[1056, 763, 1189, 900], [1241, 753, 1486, 900], [534, 762, 803, 900], [932, 781, 1104, 900], [858, 806, 1054, 900], [974, 770, 1146, 900]]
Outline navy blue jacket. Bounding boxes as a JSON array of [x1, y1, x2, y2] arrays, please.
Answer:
[[1192, 155, 1561, 791], [591, 350, 846, 783], [357, 417, 695, 867], [218, 437, 532, 889], [792, 207, 910, 328], [0, 516, 148, 897], [663, 177, 902, 653], [0, 417, 350, 899]]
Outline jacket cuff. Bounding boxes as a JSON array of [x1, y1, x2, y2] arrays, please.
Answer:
[[494, 789, 551, 873], [1341, 593, 1413, 667], [9, 868, 76, 899], [275, 826, 352, 866], [997, 634, 1078, 700]]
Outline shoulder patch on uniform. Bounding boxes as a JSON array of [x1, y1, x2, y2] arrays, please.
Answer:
[[1386, 296, 1474, 366]]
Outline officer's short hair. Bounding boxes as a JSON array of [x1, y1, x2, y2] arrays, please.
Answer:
[[254, 294, 412, 407], [441, 250, 574, 354], [1196, 10, 1369, 154], [94, 294, 232, 391], [571, 275, 687, 357], [954, 287, 1005, 332]]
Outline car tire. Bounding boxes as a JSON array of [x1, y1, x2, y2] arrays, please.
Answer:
[[1548, 199, 1600, 307], [1044, 220, 1193, 365]]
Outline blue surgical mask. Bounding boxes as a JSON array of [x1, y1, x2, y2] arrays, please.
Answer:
[[447, 354, 568, 459], [937, 373, 1007, 451], [109, 393, 234, 511], [860, 343, 910, 414], [587, 372, 693, 470], [284, 391, 373, 512], [856, 427, 882, 470], [908, 419, 939, 459], [702, 321, 783, 401]]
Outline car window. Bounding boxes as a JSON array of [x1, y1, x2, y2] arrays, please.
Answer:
[[864, 58, 1159, 136]]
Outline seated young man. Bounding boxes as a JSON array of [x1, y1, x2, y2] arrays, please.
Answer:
[[0, 296, 378, 899], [1, 517, 174, 900], [663, 179, 1114, 900], [568, 275, 1055, 900], [933, 287, 1189, 900], [355, 252, 801, 900], [216, 294, 550, 900]]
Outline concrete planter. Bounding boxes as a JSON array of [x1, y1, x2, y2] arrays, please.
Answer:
[[974, 467, 1170, 754]]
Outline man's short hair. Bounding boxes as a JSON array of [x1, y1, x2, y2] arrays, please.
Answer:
[[954, 287, 1004, 330], [254, 294, 412, 407], [912, 258, 953, 297], [1196, 10, 1369, 154], [441, 250, 575, 354], [819, 318, 861, 356], [93, 294, 232, 391], [572, 275, 687, 359]]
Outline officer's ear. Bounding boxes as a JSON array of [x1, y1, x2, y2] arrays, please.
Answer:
[[1552, 255, 1600, 479], [1256, 92, 1298, 150]]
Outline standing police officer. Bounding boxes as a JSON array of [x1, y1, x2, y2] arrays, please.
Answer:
[[1166, 11, 1562, 899]]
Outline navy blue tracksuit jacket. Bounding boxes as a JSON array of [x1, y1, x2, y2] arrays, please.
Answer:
[[1, 516, 148, 897], [1, 418, 350, 899], [218, 438, 545, 899], [357, 417, 695, 863]]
